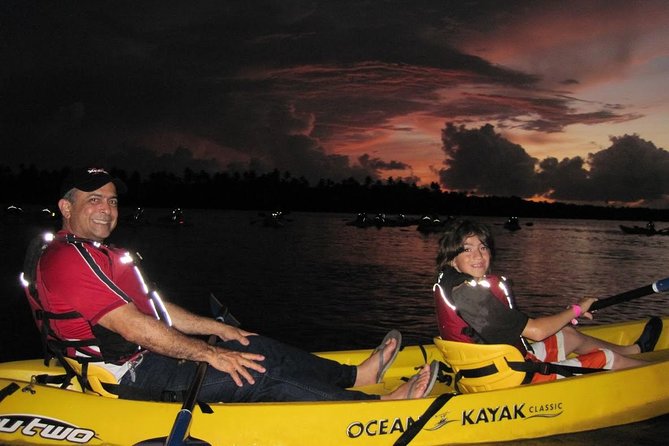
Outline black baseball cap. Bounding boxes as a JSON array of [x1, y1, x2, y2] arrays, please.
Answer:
[[60, 167, 127, 197]]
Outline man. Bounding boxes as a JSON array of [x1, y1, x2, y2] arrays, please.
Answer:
[[32, 167, 436, 402]]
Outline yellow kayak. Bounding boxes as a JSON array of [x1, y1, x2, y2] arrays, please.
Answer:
[[1, 317, 668, 445]]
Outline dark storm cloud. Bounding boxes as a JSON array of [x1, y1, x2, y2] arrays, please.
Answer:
[[105, 145, 220, 175], [439, 123, 669, 207], [358, 154, 410, 171], [439, 123, 541, 198], [439, 93, 641, 133], [0, 1, 540, 180], [536, 156, 590, 200], [535, 135, 669, 207], [0, 0, 659, 192], [584, 135, 669, 204]]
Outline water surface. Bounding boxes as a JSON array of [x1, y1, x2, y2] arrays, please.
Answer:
[[1, 210, 668, 444]]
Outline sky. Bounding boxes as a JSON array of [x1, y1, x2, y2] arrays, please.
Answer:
[[2, 0, 669, 207]]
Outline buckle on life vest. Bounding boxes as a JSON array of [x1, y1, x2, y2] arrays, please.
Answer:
[[536, 361, 552, 376]]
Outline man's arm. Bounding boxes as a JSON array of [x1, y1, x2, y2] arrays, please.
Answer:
[[97, 303, 265, 386], [162, 302, 258, 345]]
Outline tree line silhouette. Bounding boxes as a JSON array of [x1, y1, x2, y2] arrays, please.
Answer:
[[1, 164, 667, 222]]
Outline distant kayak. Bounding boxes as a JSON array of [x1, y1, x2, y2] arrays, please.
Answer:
[[503, 216, 521, 231], [346, 213, 418, 229], [620, 225, 669, 236]]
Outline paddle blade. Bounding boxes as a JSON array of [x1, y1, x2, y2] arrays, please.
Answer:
[[653, 277, 669, 293], [164, 409, 193, 446]]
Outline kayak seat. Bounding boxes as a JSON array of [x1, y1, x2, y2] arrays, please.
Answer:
[[433, 337, 527, 393], [62, 357, 119, 398]]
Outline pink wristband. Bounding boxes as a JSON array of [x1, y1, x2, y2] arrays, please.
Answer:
[[571, 304, 582, 318], [570, 304, 581, 325]]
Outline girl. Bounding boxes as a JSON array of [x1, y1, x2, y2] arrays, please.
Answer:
[[435, 219, 661, 383]]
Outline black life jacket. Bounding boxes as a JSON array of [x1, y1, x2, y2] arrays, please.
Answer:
[[434, 273, 531, 355]]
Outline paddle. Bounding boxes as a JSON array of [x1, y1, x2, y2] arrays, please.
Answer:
[[589, 277, 669, 312], [163, 294, 239, 446], [164, 333, 217, 446]]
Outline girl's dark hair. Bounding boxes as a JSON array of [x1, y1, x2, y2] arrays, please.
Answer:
[[435, 219, 495, 273]]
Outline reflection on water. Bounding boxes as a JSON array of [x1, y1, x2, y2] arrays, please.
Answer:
[[99, 211, 669, 346], [492, 218, 669, 324], [1, 211, 668, 445]]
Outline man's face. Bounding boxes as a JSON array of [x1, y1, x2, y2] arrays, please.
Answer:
[[59, 182, 119, 241]]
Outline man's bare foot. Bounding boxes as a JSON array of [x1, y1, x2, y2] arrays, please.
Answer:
[[381, 362, 435, 400], [355, 330, 401, 387]]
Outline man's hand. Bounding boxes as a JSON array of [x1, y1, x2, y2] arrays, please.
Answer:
[[206, 346, 266, 386], [217, 324, 258, 345]]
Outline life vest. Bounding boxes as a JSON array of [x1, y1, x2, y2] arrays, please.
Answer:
[[434, 274, 523, 349], [432, 274, 529, 392], [21, 232, 170, 366], [433, 273, 601, 392]]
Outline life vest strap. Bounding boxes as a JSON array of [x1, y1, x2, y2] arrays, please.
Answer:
[[34, 372, 76, 389], [456, 358, 602, 383], [508, 359, 602, 377], [457, 362, 499, 378], [33, 368, 124, 398], [434, 337, 603, 393], [35, 309, 81, 320], [0, 383, 20, 403]]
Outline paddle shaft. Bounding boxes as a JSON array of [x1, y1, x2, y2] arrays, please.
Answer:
[[164, 295, 234, 446], [164, 334, 216, 446], [589, 277, 669, 312]]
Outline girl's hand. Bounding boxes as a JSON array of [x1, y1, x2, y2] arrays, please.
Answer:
[[578, 297, 598, 320]]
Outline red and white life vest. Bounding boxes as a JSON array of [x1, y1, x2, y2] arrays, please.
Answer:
[[434, 274, 517, 343]]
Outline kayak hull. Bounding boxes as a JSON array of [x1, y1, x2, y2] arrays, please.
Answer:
[[1, 318, 668, 445]]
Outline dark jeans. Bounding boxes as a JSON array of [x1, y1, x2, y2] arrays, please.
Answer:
[[118, 335, 379, 402]]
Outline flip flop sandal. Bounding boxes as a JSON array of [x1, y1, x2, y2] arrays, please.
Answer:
[[407, 361, 440, 398], [422, 360, 440, 397], [374, 329, 402, 383]]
